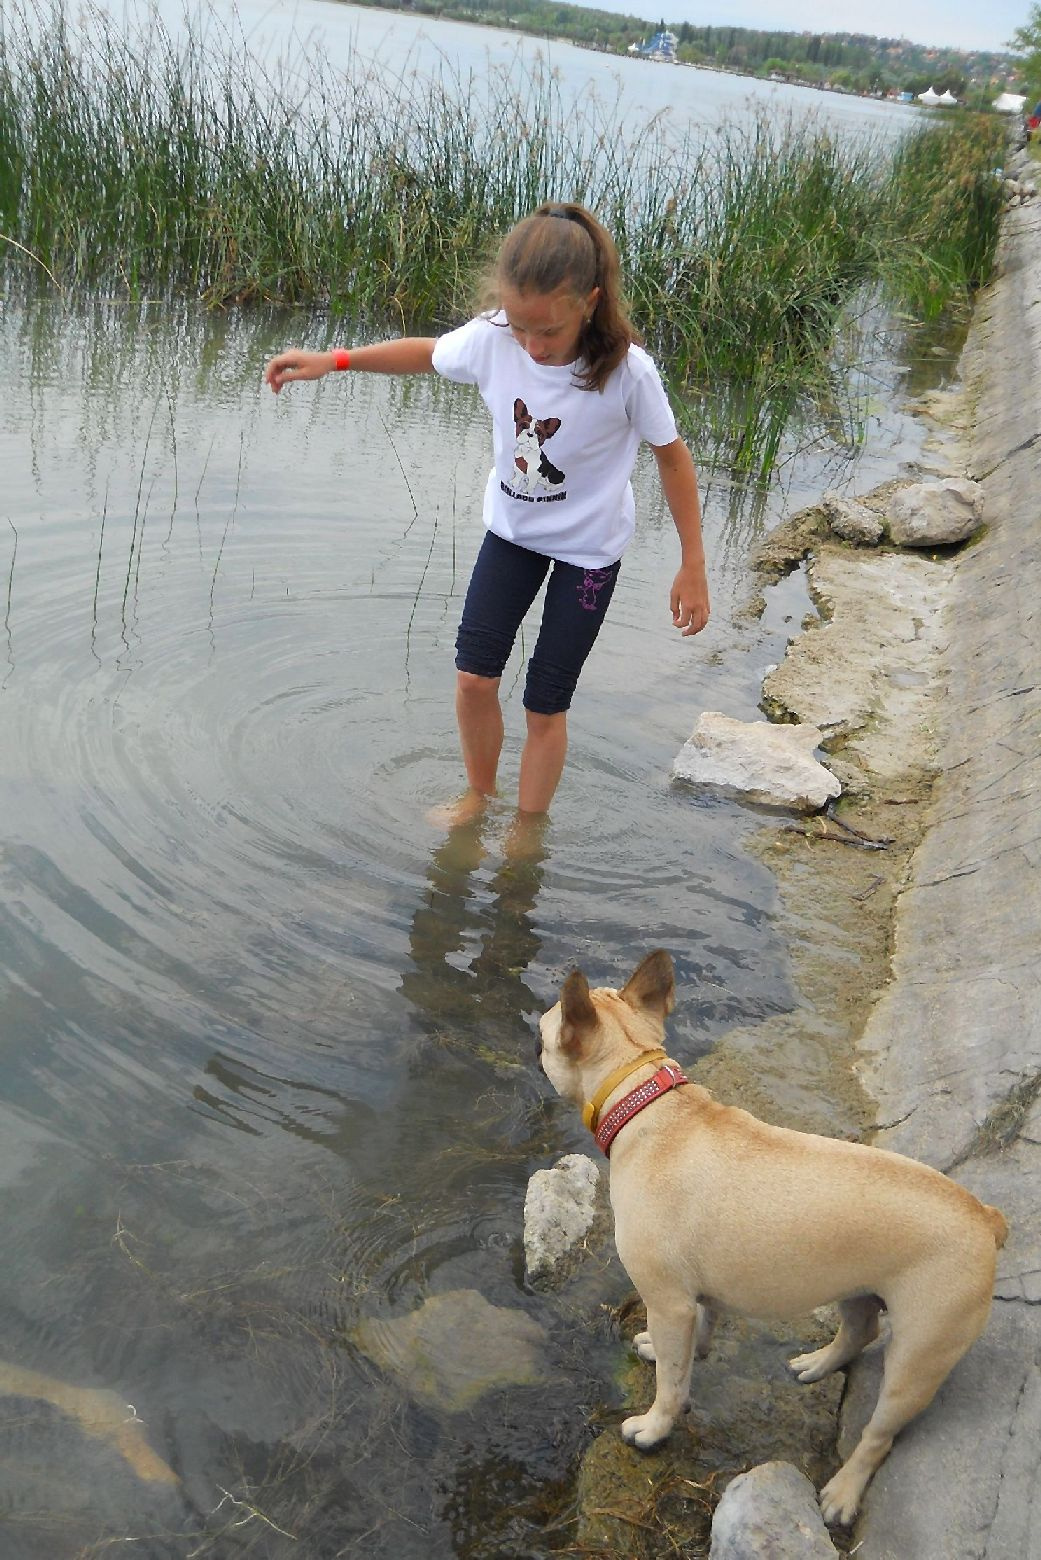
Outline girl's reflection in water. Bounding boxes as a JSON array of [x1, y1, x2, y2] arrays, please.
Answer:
[[400, 813, 549, 1046]]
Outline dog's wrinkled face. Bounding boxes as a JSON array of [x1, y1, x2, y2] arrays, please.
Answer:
[[538, 950, 676, 1105]]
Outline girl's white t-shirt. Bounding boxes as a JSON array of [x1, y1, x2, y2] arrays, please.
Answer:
[[431, 314, 678, 568]]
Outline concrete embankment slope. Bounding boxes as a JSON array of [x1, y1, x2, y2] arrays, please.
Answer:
[[850, 181, 1041, 1557]]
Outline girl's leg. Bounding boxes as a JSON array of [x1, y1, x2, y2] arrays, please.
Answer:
[[444, 534, 550, 814], [518, 710, 568, 814], [455, 671, 505, 797], [519, 558, 620, 813]]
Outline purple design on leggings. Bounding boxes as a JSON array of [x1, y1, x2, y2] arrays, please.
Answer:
[[577, 567, 613, 612]]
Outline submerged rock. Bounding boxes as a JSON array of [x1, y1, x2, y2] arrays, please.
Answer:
[[886, 477, 983, 547], [0, 1360, 179, 1486], [523, 1153, 609, 1289], [672, 712, 840, 812], [709, 1461, 838, 1558], [352, 1289, 548, 1411]]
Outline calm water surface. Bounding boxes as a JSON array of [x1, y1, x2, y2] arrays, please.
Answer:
[[102, 0, 922, 145], [0, 22, 944, 1550], [0, 286, 949, 1557]]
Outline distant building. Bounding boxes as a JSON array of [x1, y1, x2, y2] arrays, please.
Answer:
[[628, 28, 679, 62]]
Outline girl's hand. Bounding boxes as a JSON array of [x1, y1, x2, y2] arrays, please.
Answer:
[[670, 562, 710, 637], [264, 350, 333, 394]]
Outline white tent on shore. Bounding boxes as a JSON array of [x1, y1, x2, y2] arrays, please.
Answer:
[[918, 86, 941, 105], [993, 92, 1027, 113]]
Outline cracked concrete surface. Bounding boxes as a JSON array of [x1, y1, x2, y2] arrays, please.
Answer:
[[844, 180, 1041, 1560]]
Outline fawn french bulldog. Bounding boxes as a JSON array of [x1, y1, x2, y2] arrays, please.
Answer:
[[537, 949, 1008, 1524]]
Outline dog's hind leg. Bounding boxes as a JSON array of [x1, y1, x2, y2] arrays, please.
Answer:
[[818, 1291, 992, 1526], [622, 1298, 697, 1449], [634, 1299, 716, 1365], [695, 1299, 717, 1358], [789, 1295, 882, 1383]]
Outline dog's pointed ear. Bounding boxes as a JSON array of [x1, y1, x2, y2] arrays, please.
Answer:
[[559, 969, 598, 1055], [620, 949, 675, 1019]]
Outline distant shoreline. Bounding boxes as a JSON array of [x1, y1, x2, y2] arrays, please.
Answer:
[[338, 0, 1014, 109]]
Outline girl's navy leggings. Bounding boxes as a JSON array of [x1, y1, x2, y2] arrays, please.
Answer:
[[455, 531, 620, 715]]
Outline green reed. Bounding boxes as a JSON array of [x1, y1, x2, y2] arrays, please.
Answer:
[[0, 0, 1009, 473], [879, 113, 1007, 315]]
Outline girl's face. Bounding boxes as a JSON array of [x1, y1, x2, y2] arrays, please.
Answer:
[[500, 282, 600, 366]]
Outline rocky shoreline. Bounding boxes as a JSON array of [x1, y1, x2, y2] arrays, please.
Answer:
[[524, 153, 1041, 1556]]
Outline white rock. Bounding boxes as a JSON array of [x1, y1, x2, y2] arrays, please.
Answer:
[[887, 478, 983, 547], [523, 1154, 606, 1287], [672, 712, 840, 813], [709, 1461, 838, 1558]]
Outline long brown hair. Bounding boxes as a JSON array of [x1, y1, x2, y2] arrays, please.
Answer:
[[480, 203, 641, 392]]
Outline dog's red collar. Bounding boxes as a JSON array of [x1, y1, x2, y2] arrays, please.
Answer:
[[593, 1064, 689, 1157]]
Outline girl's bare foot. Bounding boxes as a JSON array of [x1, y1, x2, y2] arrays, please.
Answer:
[[504, 809, 549, 863], [425, 787, 494, 830]]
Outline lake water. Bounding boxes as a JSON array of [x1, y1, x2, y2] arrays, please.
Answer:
[[106, 0, 922, 146], [0, 13, 942, 1557]]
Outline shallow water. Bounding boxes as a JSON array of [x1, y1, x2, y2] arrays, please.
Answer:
[[0, 290, 949, 1557]]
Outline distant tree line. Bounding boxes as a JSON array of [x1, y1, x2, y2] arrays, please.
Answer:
[[1010, 3, 1041, 101], [669, 24, 1010, 95], [348, 0, 1021, 104]]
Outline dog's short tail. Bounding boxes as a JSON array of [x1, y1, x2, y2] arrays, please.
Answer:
[[985, 1204, 1010, 1249]]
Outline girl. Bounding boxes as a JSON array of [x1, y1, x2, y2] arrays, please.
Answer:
[[265, 202, 709, 825]]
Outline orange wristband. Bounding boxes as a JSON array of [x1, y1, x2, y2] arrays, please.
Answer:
[[331, 349, 351, 371]]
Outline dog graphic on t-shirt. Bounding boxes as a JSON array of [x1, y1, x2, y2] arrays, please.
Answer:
[[511, 399, 565, 495]]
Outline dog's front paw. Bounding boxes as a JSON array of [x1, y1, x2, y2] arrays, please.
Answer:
[[818, 1467, 863, 1527], [621, 1412, 671, 1450], [632, 1331, 656, 1363]]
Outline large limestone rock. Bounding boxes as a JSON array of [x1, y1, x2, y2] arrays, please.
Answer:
[[523, 1154, 608, 1288], [352, 1289, 548, 1411], [672, 712, 840, 812], [886, 478, 983, 547], [761, 548, 951, 760], [709, 1461, 838, 1558]]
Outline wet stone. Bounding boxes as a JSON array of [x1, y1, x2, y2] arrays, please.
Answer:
[[709, 1460, 839, 1558], [672, 712, 841, 813], [523, 1153, 610, 1289], [821, 492, 884, 547], [351, 1288, 549, 1412], [886, 477, 983, 547]]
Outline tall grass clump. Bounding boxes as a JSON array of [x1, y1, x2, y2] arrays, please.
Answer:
[[0, 0, 1013, 473], [879, 114, 1007, 315]]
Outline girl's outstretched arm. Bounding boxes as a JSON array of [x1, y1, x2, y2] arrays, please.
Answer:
[[651, 438, 710, 637], [265, 338, 437, 394]]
